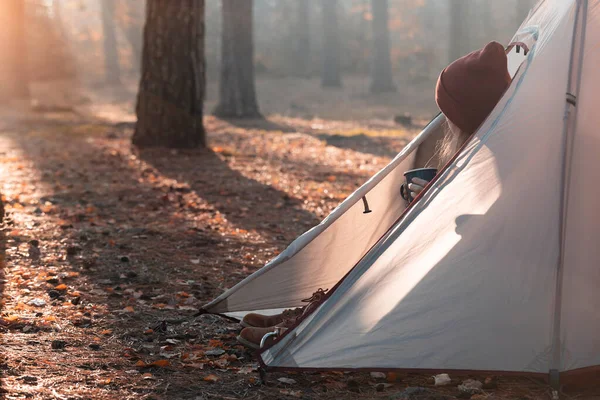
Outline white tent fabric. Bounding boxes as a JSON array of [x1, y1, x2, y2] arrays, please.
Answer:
[[205, 0, 600, 377]]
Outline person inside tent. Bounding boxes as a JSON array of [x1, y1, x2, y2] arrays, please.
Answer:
[[236, 41, 512, 350], [403, 40, 512, 201]]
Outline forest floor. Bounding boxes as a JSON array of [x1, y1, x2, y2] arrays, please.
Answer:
[[0, 80, 597, 399]]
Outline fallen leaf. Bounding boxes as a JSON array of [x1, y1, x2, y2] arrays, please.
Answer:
[[203, 374, 219, 383], [278, 377, 297, 385], [213, 358, 229, 368], [55, 284, 67, 291], [205, 349, 225, 356], [144, 329, 154, 335], [237, 366, 256, 374], [208, 339, 224, 348], [183, 363, 205, 369], [279, 389, 303, 398], [141, 373, 155, 380], [122, 306, 135, 313], [386, 372, 399, 382], [135, 360, 147, 367], [150, 360, 170, 367], [100, 329, 113, 335]]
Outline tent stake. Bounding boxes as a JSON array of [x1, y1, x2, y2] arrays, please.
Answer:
[[258, 366, 267, 385], [549, 369, 560, 396]]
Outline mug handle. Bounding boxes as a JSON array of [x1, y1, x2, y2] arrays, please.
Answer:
[[400, 183, 409, 201]]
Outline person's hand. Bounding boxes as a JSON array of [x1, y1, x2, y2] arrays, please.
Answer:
[[407, 177, 430, 200]]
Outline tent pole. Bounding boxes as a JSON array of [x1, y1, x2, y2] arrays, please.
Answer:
[[550, 0, 588, 391]]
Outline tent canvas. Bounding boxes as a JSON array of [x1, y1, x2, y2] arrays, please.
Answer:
[[204, 0, 600, 379]]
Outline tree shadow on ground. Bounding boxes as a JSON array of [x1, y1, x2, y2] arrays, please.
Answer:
[[1, 116, 323, 397], [218, 117, 297, 133], [136, 147, 322, 239], [214, 116, 407, 159]]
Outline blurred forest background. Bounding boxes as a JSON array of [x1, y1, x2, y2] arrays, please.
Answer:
[[12, 0, 535, 124]]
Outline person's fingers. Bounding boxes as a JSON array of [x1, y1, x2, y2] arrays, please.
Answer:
[[411, 177, 430, 186], [408, 182, 424, 194]]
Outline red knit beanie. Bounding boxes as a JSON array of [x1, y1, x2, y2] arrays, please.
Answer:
[[436, 41, 511, 134]]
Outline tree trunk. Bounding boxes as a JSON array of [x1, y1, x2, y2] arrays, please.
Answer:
[[321, 0, 342, 88], [213, 0, 261, 118], [369, 0, 396, 93], [294, 1, 311, 77], [0, 0, 29, 103], [101, 0, 121, 84], [449, 0, 469, 63], [124, 24, 143, 71], [117, 0, 145, 71], [132, 0, 206, 148]]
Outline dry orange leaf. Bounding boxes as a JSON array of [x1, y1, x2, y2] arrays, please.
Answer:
[[386, 372, 399, 382], [100, 329, 113, 335], [135, 360, 147, 367], [144, 329, 154, 335], [150, 360, 170, 367], [55, 284, 67, 291], [4, 315, 19, 322], [123, 306, 135, 313], [208, 339, 224, 348], [203, 374, 219, 383]]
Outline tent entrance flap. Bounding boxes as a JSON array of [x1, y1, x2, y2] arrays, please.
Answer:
[[202, 114, 446, 315]]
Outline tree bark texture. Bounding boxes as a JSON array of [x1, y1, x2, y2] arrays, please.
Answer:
[[133, 0, 206, 148], [101, 0, 121, 84], [0, 0, 29, 102], [294, 0, 311, 77], [321, 0, 342, 88], [213, 0, 261, 118], [449, 0, 470, 63], [369, 0, 396, 93]]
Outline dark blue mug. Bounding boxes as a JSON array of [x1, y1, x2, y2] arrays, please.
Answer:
[[402, 168, 438, 202]]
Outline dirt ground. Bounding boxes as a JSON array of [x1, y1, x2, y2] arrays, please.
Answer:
[[0, 79, 597, 399]]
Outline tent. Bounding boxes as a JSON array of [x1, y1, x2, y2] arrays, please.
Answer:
[[203, 0, 600, 383]]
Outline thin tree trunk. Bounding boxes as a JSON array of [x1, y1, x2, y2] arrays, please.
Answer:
[[294, 1, 311, 77], [122, 23, 143, 71], [449, 0, 469, 63], [321, 0, 342, 88], [0, 0, 29, 103], [101, 0, 121, 84], [118, 0, 144, 71], [133, 0, 206, 148], [369, 0, 396, 93], [213, 0, 261, 118]]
